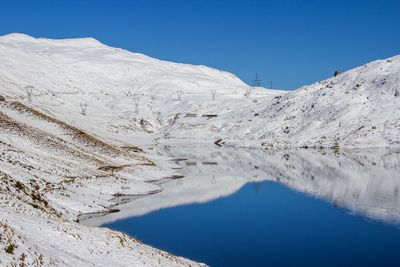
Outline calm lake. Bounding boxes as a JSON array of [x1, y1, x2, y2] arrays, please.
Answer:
[[101, 146, 400, 267]]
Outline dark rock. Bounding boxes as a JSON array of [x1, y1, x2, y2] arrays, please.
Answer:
[[333, 70, 341, 77]]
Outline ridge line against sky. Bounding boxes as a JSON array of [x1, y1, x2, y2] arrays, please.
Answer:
[[1, 0, 400, 90]]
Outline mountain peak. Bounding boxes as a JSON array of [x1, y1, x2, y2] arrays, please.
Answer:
[[0, 33, 104, 48], [0, 32, 35, 41]]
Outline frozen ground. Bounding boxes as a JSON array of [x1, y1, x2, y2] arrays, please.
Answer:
[[0, 33, 399, 266]]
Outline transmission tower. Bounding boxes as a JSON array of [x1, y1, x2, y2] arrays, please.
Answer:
[[133, 93, 140, 114], [80, 102, 88, 116], [25, 86, 34, 103], [211, 89, 216, 101], [176, 90, 183, 101], [252, 74, 261, 87]]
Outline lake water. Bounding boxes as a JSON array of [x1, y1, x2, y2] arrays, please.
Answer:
[[102, 146, 400, 267]]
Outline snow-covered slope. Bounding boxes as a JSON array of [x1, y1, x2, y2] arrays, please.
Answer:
[[0, 33, 399, 266], [0, 208, 201, 267], [1, 33, 399, 149], [220, 57, 400, 148], [0, 33, 256, 137], [159, 57, 400, 149], [0, 33, 213, 266], [0, 94, 204, 266]]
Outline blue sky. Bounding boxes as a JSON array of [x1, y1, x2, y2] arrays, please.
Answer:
[[1, 0, 400, 89]]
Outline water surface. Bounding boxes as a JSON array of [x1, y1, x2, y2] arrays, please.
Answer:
[[104, 147, 400, 267]]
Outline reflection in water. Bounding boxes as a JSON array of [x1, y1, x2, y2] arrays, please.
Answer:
[[85, 146, 400, 227], [104, 146, 400, 267], [100, 146, 400, 266]]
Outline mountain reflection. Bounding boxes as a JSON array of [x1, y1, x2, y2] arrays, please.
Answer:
[[84, 145, 400, 226]]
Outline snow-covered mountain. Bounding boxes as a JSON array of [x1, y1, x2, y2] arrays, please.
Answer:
[[230, 56, 400, 148], [0, 33, 399, 266], [0, 33, 256, 137], [160, 56, 400, 149], [1, 33, 399, 149]]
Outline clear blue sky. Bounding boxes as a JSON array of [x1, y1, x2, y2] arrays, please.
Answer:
[[1, 0, 400, 89]]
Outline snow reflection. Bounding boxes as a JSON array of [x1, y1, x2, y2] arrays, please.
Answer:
[[85, 146, 400, 226]]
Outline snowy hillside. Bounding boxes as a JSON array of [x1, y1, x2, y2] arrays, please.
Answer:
[[219, 57, 400, 148], [160, 57, 400, 149], [0, 101, 204, 266], [0, 33, 213, 266], [0, 33, 399, 266], [1, 33, 399, 149], [0, 33, 256, 137]]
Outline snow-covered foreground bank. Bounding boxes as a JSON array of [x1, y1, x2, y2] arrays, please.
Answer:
[[0, 209, 201, 266], [0, 33, 399, 266]]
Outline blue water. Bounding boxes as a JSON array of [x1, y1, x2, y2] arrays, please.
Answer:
[[105, 181, 400, 267]]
